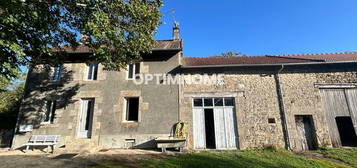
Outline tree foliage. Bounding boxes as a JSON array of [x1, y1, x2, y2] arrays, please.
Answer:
[[0, 0, 162, 79], [0, 72, 25, 129]]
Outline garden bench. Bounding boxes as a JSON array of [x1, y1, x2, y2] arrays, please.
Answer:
[[23, 135, 60, 153]]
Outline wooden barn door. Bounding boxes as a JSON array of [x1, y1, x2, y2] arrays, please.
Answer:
[[213, 107, 227, 149], [224, 107, 238, 149], [192, 97, 238, 149], [193, 108, 206, 149], [320, 89, 357, 147], [295, 115, 317, 150]]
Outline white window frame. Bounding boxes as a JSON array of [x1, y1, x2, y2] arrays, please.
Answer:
[[41, 100, 56, 124], [123, 97, 140, 122], [192, 97, 235, 109], [86, 63, 98, 81], [51, 65, 62, 81], [126, 63, 140, 80]]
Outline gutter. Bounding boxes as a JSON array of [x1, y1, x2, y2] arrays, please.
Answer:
[[181, 60, 357, 69], [274, 65, 291, 150]]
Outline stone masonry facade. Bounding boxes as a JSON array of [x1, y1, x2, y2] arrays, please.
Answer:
[[180, 65, 357, 150]]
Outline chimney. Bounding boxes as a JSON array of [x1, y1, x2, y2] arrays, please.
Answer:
[[80, 34, 89, 44], [173, 21, 180, 40]]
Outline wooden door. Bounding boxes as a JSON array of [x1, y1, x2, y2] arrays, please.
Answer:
[[193, 108, 206, 149]]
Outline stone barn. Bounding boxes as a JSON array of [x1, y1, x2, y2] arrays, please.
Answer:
[[11, 25, 357, 151]]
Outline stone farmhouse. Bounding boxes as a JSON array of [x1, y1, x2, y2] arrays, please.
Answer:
[[11, 25, 357, 151]]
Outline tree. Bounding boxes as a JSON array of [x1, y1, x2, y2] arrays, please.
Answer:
[[212, 51, 246, 57], [0, 0, 162, 80], [0, 72, 25, 129]]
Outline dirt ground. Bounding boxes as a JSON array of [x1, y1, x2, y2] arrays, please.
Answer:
[[0, 149, 170, 168]]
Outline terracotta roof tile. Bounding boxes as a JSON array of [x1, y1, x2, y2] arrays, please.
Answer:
[[152, 40, 182, 50], [274, 52, 357, 62], [183, 52, 357, 66], [183, 56, 313, 66], [53, 40, 182, 53]]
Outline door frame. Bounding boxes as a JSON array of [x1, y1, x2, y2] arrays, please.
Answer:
[[294, 115, 318, 150], [78, 98, 95, 139], [192, 97, 238, 149]]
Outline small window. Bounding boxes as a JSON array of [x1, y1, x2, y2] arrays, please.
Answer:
[[193, 98, 203, 107], [52, 65, 62, 81], [42, 100, 56, 124], [87, 64, 98, 80], [268, 118, 276, 124], [125, 97, 139, 122], [224, 98, 234, 106], [127, 63, 140, 80], [204, 98, 213, 106], [214, 98, 223, 106]]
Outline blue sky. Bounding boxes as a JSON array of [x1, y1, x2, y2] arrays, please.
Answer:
[[155, 0, 357, 57]]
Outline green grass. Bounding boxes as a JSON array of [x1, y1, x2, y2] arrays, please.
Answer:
[[87, 148, 357, 168], [319, 147, 357, 167], [142, 149, 349, 168]]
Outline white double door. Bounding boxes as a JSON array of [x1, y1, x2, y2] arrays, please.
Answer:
[[193, 107, 238, 149]]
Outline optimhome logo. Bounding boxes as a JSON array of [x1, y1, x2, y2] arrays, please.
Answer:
[[132, 74, 225, 85]]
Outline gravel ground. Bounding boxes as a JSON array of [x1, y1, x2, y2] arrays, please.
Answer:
[[0, 149, 169, 168]]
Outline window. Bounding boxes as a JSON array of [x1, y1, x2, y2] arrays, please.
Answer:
[[52, 65, 62, 81], [204, 98, 213, 106], [214, 98, 223, 106], [127, 63, 140, 80], [224, 98, 234, 106], [268, 118, 276, 124], [193, 97, 235, 107], [193, 99, 203, 107], [125, 97, 139, 122], [41, 100, 56, 124], [87, 64, 98, 80]]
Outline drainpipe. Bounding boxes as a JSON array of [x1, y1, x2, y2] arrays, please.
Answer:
[[274, 64, 291, 150]]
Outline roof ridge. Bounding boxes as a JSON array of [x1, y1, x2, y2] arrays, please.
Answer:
[[184, 56, 267, 59], [266, 55, 325, 62], [274, 52, 357, 57]]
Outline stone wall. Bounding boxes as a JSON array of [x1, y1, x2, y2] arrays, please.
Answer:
[[180, 73, 286, 150], [279, 73, 331, 150], [13, 58, 357, 151], [180, 68, 357, 151], [12, 51, 181, 151]]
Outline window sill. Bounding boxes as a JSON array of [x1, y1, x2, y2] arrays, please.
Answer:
[[40, 123, 58, 128], [121, 121, 139, 127], [122, 121, 139, 123], [80, 80, 101, 84]]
